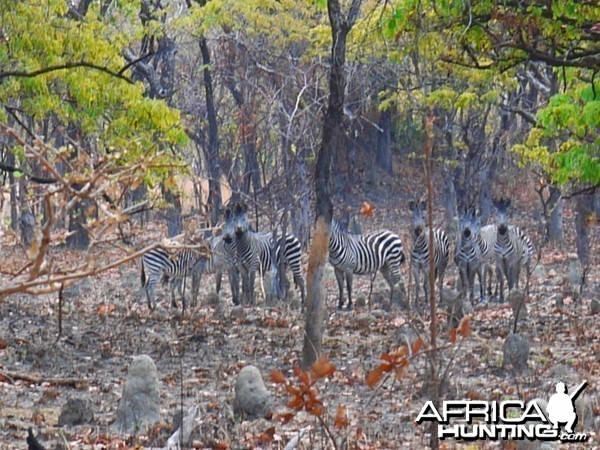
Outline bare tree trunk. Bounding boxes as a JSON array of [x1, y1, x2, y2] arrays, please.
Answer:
[[163, 186, 182, 238], [302, 0, 362, 369], [199, 35, 222, 226], [575, 193, 594, 270], [547, 186, 563, 243]]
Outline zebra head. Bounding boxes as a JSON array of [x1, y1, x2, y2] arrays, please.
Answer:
[[492, 197, 512, 235], [408, 200, 427, 238], [223, 208, 235, 244], [459, 206, 481, 240], [232, 202, 250, 237]]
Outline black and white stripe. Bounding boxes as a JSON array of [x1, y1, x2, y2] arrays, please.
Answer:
[[231, 204, 305, 306], [408, 200, 450, 308], [328, 219, 405, 309], [191, 235, 240, 305], [454, 207, 483, 304], [141, 247, 199, 310], [492, 198, 533, 301]]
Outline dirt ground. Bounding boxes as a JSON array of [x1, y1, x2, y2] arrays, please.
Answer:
[[1, 210, 599, 449]]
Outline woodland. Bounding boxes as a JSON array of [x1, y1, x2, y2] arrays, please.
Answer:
[[0, 0, 599, 449]]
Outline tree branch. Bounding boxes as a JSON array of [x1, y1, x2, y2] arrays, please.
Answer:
[[0, 61, 134, 83]]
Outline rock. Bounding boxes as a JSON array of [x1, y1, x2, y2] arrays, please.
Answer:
[[502, 333, 530, 373], [233, 365, 271, 420], [58, 397, 94, 427], [507, 289, 528, 323], [115, 355, 161, 434], [590, 298, 600, 315], [230, 305, 246, 320]]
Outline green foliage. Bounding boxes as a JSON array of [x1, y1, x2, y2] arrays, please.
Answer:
[[0, 0, 186, 178], [513, 83, 600, 186]]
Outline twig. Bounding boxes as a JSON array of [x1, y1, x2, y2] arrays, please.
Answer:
[[0, 371, 88, 388]]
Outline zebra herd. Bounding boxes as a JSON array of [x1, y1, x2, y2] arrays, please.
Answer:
[[140, 198, 534, 312]]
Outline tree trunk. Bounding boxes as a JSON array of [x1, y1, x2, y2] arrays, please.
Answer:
[[163, 186, 182, 238], [574, 193, 594, 269], [547, 185, 563, 243], [66, 197, 92, 249], [199, 35, 222, 226], [302, 0, 362, 369]]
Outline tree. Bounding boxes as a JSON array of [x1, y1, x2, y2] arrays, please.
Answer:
[[0, 0, 186, 296], [302, 0, 363, 369]]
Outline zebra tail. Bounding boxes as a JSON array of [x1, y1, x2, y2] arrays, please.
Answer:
[[141, 263, 146, 287]]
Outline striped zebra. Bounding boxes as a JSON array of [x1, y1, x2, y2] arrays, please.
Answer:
[[328, 219, 405, 310], [141, 247, 201, 310], [408, 200, 450, 308], [492, 198, 534, 301], [477, 223, 497, 298], [231, 203, 305, 306], [191, 234, 240, 305], [454, 207, 483, 304]]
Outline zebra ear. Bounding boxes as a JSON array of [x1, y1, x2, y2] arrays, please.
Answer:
[[408, 200, 416, 212], [419, 201, 427, 212], [224, 208, 231, 220]]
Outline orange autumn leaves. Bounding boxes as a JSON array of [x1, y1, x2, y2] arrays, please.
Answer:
[[270, 317, 471, 429], [367, 316, 471, 388], [270, 357, 335, 420]]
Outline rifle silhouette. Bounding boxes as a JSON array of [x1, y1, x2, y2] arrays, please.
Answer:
[[569, 380, 587, 402]]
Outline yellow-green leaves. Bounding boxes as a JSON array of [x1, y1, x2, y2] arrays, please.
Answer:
[[0, 0, 186, 172]]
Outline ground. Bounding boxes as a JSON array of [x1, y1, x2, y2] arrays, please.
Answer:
[[0, 204, 599, 450]]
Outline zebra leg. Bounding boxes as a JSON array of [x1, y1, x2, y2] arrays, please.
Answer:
[[438, 265, 446, 305], [413, 267, 421, 310], [294, 273, 306, 310], [239, 266, 251, 306], [248, 270, 256, 305], [215, 270, 223, 294], [229, 268, 240, 305], [191, 271, 199, 307], [334, 268, 345, 309], [145, 274, 158, 310], [467, 266, 476, 305], [476, 266, 484, 302], [346, 272, 353, 310], [380, 265, 397, 304]]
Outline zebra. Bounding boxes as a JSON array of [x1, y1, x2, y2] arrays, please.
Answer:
[[231, 203, 305, 306], [191, 235, 240, 305], [191, 210, 241, 305], [492, 198, 534, 301], [328, 219, 405, 310], [477, 223, 497, 298], [141, 247, 201, 310], [477, 222, 534, 300], [408, 200, 450, 309], [454, 207, 483, 304]]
